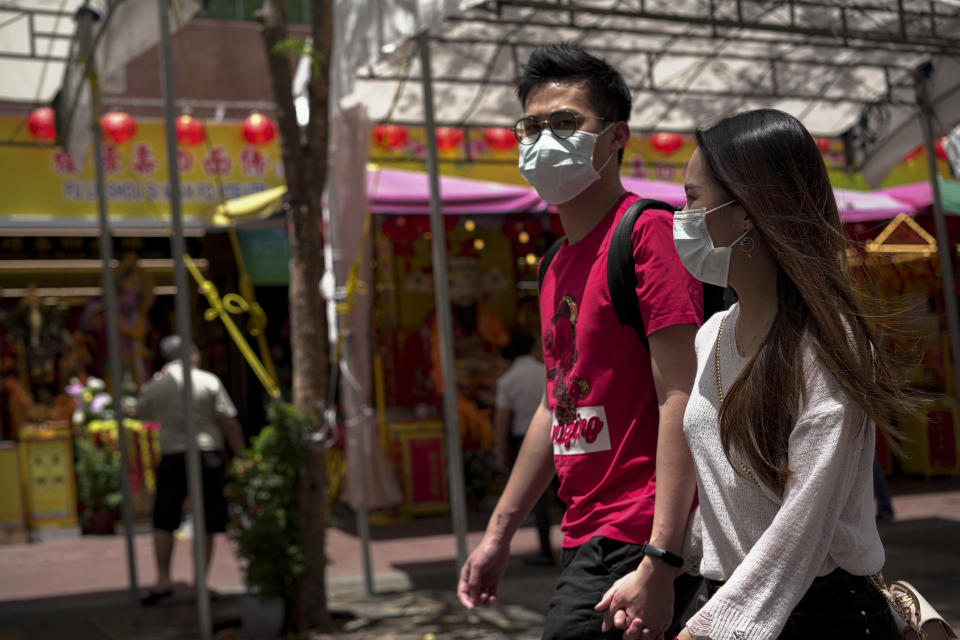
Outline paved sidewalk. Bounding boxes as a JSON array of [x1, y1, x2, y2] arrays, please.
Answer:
[[0, 478, 957, 638]]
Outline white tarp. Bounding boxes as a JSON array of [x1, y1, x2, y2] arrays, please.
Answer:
[[0, 0, 200, 160], [341, 1, 960, 149], [331, 0, 484, 109], [324, 105, 404, 511], [859, 56, 960, 187]]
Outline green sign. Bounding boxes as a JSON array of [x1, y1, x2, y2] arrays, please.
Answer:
[[237, 230, 291, 286]]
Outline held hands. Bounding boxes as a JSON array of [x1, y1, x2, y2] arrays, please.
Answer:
[[456, 535, 511, 610], [595, 558, 676, 640]]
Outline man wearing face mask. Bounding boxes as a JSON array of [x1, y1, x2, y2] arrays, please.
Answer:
[[457, 44, 704, 639]]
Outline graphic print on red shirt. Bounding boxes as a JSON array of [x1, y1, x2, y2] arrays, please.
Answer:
[[546, 295, 611, 455], [539, 193, 703, 547]]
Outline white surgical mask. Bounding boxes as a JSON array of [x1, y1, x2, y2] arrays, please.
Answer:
[[673, 200, 749, 287], [518, 126, 614, 205]]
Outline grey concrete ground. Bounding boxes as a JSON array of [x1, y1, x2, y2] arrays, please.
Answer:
[[0, 477, 957, 639]]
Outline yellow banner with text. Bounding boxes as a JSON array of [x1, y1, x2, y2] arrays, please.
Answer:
[[0, 116, 284, 223]]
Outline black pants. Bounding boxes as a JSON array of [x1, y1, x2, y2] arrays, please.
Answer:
[[542, 536, 702, 639], [705, 569, 899, 639], [152, 451, 228, 533]]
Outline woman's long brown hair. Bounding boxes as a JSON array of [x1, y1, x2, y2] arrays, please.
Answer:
[[696, 109, 908, 497]]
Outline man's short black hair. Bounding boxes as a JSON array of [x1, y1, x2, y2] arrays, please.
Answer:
[[516, 43, 631, 163]]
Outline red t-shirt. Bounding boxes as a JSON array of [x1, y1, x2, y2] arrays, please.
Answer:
[[539, 193, 703, 547]]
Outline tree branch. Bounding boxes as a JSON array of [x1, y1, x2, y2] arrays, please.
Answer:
[[257, 0, 305, 194]]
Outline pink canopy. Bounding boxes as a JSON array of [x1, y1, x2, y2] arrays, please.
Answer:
[[877, 182, 934, 210], [366, 168, 918, 222], [367, 167, 546, 214], [833, 188, 917, 222]]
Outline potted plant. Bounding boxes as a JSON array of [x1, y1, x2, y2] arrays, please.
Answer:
[[66, 377, 125, 534], [74, 435, 123, 534], [227, 402, 315, 637]]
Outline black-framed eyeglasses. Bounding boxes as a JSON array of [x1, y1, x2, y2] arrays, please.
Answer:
[[513, 110, 614, 145]]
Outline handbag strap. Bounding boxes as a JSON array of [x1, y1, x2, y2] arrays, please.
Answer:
[[868, 572, 924, 634]]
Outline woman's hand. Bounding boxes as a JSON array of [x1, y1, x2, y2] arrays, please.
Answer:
[[675, 628, 693, 640]]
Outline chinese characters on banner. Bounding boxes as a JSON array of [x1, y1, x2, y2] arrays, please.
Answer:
[[1, 117, 284, 222]]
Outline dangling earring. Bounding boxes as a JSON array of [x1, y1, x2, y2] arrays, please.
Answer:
[[739, 233, 755, 258]]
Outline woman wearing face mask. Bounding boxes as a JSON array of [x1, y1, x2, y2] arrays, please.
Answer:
[[599, 109, 908, 640]]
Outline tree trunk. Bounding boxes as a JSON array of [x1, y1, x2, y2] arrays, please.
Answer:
[[257, 0, 332, 631]]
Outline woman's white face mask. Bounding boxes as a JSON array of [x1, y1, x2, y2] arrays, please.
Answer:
[[673, 200, 748, 287]]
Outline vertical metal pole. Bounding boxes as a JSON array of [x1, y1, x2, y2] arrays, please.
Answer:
[[917, 66, 960, 406], [325, 159, 374, 595], [158, 2, 211, 638], [77, 6, 139, 608], [417, 30, 468, 569], [344, 334, 374, 596]]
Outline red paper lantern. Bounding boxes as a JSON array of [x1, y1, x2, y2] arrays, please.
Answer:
[[815, 137, 830, 152], [242, 112, 276, 145], [903, 145, 924, 163], [101, 111, 137, 144], [373, 123, 408, 149], [27, 107, 56, 141], [175, 114, 205, 146], [651, 132, 683, 155], [935, 137, 948, 160], [435, 127, 464, 152], [484, 127, 516, 151]]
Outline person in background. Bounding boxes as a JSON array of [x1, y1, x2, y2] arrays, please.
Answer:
[[598, 109, 907, 639], [138, 335, 245, 606], [494, 331, 554, 566]]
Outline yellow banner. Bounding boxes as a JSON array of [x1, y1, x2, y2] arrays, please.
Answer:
[[1, 115, 951, 225], [0, 116, 284, 222]]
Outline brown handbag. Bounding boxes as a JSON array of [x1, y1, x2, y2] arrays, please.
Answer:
[[870, 574, 958, 640]]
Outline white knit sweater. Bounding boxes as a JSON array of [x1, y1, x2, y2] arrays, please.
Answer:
[[683, 304, 885, 640]]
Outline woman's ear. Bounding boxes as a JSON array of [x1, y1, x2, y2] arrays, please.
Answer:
[[739, 207, 754, 233]]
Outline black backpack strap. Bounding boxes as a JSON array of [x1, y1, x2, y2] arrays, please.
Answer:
[[537, 236, 564, 292], [607, 198, 677, 350]]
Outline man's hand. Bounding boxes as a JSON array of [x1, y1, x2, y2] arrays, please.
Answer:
[[456, 535, 511, 609], [595, 558, 676, 639]]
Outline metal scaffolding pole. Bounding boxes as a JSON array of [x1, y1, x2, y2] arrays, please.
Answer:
[[917, 64, 960, 406], [157, 1, 211, 638], [77, 5, 139, 609], [417, 29, 468, 569]]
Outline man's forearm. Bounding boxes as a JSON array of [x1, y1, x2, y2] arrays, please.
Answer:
[[645, 323, 699, 567], [220, 417, 246, 457], [485, 403, 555, 542], [647, 393, 697, 560]]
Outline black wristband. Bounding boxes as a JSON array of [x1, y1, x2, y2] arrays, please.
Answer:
[[640, 542, 684, 568]]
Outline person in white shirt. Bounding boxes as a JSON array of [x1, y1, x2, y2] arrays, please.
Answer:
[[493, 331, 553, 565], [138, 335, 246, 606], [597, 109, 907, 639]]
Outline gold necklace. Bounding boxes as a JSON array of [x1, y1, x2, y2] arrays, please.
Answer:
[[715, 314, 761, 488]]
